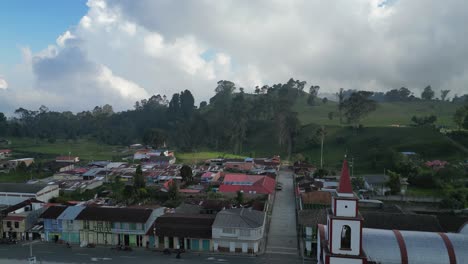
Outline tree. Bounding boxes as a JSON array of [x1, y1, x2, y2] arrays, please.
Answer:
[[337, 88, 345, 124], [142, 128, 167, 148], [411, 115, 437, 126], [453, 106, 467, 130], [179, 90, 195, 119], [440, 90, 450, 101], [180, 165, 193, 184], [0, 112, 7, 136], [167, 180, 180, 201], [351, 176, 365, 191], [341, 91, 377, 126], [307, 85, 320, 106], [235, 190, 244, 205], [199, 101, 208, 109], [134, 165, 145, 189], [421, 86, 435, 100], [327, 112, 334, 120], [386, 170, 401, 195]]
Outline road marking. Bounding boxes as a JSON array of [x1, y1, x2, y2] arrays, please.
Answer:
[[267, 246, 297, 250], [265, 250, 298, 255]]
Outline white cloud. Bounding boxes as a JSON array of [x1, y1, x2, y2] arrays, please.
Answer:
[[56, 31, 76, 47], [3, 0, 468, 113], [0, 77, 7, 90]]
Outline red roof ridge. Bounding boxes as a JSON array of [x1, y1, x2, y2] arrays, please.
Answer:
[[338, 159, 353, 194]]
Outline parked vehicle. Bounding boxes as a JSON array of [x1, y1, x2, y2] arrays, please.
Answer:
[[86, 243, 96, 248]]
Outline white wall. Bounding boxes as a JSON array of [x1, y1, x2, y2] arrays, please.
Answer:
[[37, 185, 60, 202], [329, 257, 363, 264], [335, 200, 357, 217], [330, 219, 361, 255]]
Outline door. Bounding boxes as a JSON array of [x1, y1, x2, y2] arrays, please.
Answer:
[[191, 239, 199, 251], [242, 243, 248, 253], [202, 240, 210, 251], [124, 235, 130, 246], [229, 242, 235, 252]]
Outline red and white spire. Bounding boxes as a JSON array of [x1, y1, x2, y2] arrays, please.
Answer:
[[337, 158, 354, 196]]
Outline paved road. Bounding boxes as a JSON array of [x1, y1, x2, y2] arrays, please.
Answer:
[[0, 242, 301, 264], [265, 169, 299, 257]]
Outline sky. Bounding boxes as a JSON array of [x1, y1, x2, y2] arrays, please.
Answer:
[[1, 0, 468, 114]]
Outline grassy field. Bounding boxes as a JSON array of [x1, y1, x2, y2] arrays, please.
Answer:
[[176, 151, 245, 164], [3, 138, 123, 162], [294, 97, 462, 128]]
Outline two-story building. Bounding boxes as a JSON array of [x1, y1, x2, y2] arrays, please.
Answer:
[[57, 206, 85, 244], [75, 206, 164, 247], [1, 198, 45, 240], [40, 206, 68, 242], [212, 208, 266, 254]]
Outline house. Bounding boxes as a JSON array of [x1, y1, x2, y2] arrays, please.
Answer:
[[212, 208, 266, 253], [43, 161, 75, 173], [0, 183, 59, 205], [224, 159, 254, 172], [57, 206, 85, 244], [146, 155, 176, 165], [151, 213, 216, 251], [75, 206, 165, 247], [363, 174, 390, 195], [41, 206, 68, 242], [7, 158, 34, 169], [219, 174, 276, 195], [55, 156, 80, 163], [201, 171, 221, 183], [1, 198, 45, 240], [0, 149, 12, 159]]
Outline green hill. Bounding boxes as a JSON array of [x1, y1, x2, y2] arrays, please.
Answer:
[[294, 97, 461, 127]]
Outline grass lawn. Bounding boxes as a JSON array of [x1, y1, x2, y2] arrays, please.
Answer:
[[295, 125, 467, 174], [406, 186, 445, 197], [4, 137, 124, 162], [176, 151, 245, 164], [294, 97, 462, 128]]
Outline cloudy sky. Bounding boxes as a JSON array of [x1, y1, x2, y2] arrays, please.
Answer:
[[1, 0, 468, 114]]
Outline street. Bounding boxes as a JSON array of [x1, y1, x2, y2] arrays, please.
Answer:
[[265, 169, 299, 256], [0, 242, 301, 264]]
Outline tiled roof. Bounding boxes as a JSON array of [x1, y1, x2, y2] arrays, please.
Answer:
[[75, 207, 153, 223], [40, 206, 68, 219], [152, 213, 215, 238], [0, 183, 48, 194], [338, 159, 353, 194], [301, 191, 332, 205], [220, 174, 276, 194]]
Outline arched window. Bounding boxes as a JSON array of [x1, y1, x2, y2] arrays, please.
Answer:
[[340, 225, 351, 249]]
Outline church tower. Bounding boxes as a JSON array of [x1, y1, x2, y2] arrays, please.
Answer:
[[323, 158, 367, 264]]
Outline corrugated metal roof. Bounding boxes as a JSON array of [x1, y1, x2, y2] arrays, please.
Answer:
[[360, 227, 468, 264], [57, 206, 85, 220], [213, 208, 265, 228]]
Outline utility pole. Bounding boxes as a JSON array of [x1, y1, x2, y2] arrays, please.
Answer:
[[351, 157, 354, 177]]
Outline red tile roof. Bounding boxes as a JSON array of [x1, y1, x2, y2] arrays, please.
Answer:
[[0, 149, 11, 153], [338, 159, 353, 194], [219, 174, 276, 194]]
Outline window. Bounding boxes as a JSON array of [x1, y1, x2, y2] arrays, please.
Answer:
[[222, 228, 236, 234], [14, 222, 19, 228], [340, 225, 351, 250], [6, 221, 11, 228], [97, 221, 103, 230], [84, 221, 90, 229], [136, 223, 142, 230], [113, 222, 120, 229], [130, 223, 136, 230]]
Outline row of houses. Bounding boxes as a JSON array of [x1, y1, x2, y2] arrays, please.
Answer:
[[39, 205, 266, 253]]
